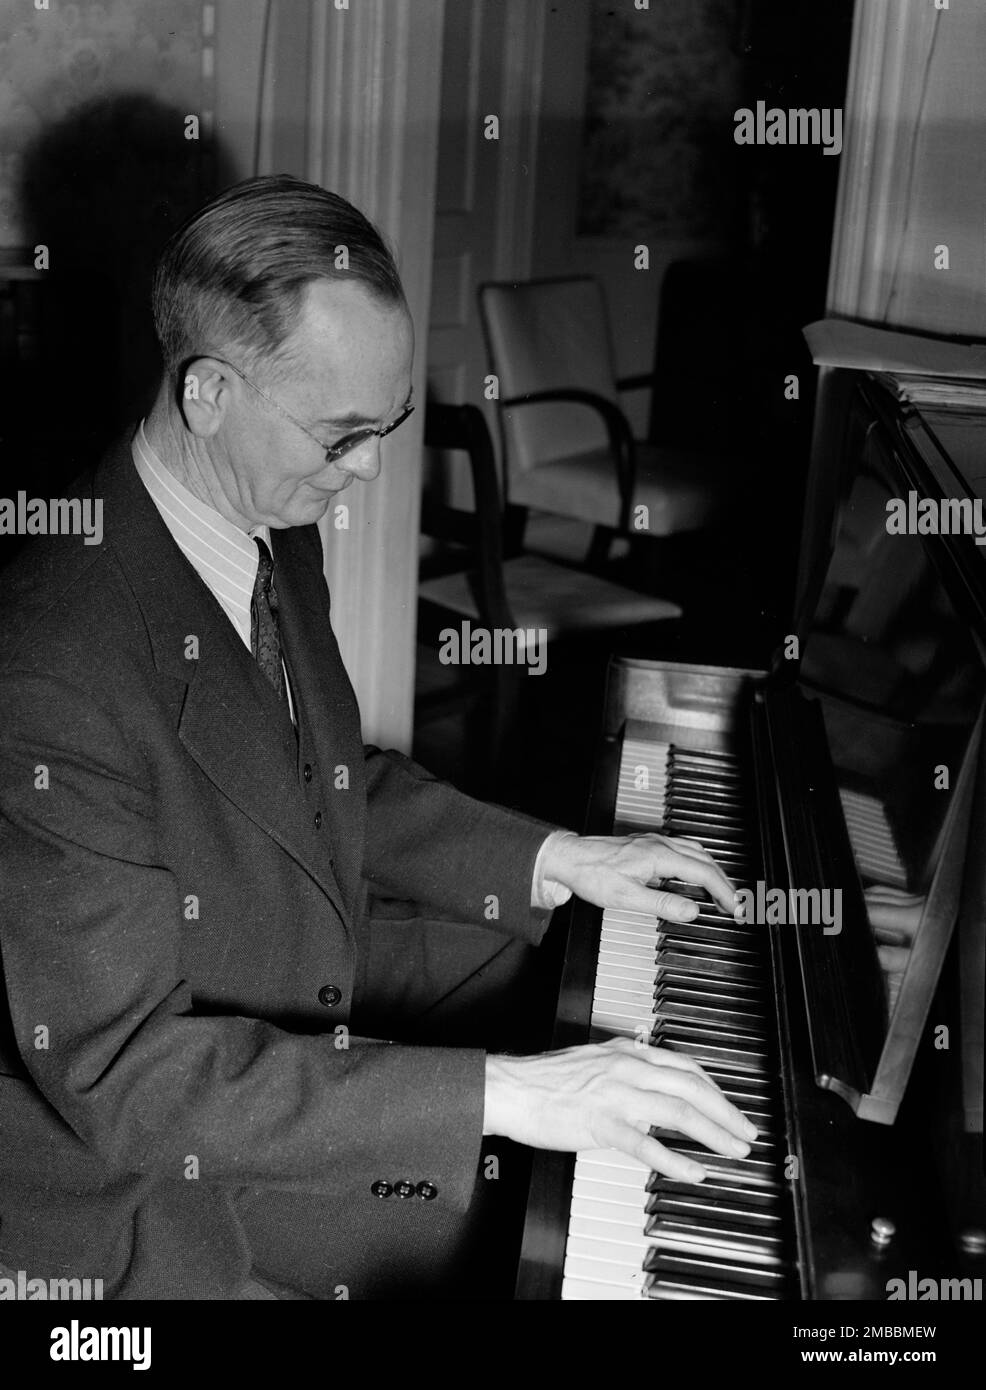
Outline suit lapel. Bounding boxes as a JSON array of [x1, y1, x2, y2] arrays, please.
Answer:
[[96, 435, 353, 930], [272, 525, 368, 913]]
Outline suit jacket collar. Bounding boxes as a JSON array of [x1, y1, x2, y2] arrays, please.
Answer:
[[94, 432, 362, 930]]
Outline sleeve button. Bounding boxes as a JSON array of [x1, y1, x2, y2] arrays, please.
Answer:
[[317, 984, 342, 1007], [394, 1180, 415, 1199], [416, 1180, 438, 1201], [370, 1180, 392, 1198]]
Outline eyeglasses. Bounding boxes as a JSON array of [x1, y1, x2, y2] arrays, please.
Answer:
[[211, 356, 414, 463]]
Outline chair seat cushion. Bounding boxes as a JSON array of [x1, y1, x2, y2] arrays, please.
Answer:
[[507, 444, 733, 535], [419, 553, 680, 641]]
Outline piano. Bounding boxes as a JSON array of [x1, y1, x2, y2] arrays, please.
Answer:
[[516, 376, 986, 1300]]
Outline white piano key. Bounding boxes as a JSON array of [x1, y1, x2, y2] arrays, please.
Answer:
[[595, 969, 657, 989], [591, 1009, 655, 1032], [594, 1005, 655, 1026], [572, 1167, 649, 1197], [566, 1211, 650, 1247], [597, 940, 658, 960], [570, 1195, 646, 1227], [596, 961, 659, 984], [593, 982, 655, 1005], [577, 1149, 652, 1173], [589, 1025, 641, 1043], [571, 1181, 647, 1213], [599, 930, 659, 948], [563, 1252, 649, 1290], [597, 946, 657, 966], [560, 1276, 644, 1300], [604, 909, 662, 929], [600, 920, 661, 937], [594, 968, 655, 987], [566, 1232, 652, 1266], [594, 987, 655, 1009]]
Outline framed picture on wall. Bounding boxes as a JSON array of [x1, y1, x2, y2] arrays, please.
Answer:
[[577, 0, 742, 240]]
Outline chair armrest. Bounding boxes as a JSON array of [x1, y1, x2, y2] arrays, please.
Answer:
[[422, 402, 515, 629], [616, 372, 652, 393], [498, 387, 636, 532]]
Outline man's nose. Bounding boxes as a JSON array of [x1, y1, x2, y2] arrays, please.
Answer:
[[339, 437, 381, 483]]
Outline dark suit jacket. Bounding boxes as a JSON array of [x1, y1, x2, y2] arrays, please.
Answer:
[[0, 433, 553, 1298]]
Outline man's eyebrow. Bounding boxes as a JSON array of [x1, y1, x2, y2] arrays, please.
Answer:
[[315, 388, 414, 430]]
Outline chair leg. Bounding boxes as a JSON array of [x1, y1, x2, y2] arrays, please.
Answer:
[[586, 525, 614, 569], [480, 666, 525, 797], [503, 504, 528, 557]]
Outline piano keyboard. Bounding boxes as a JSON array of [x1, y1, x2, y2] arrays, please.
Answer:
[[560, 736, 796, 1301], [839, 787, 907, 889]]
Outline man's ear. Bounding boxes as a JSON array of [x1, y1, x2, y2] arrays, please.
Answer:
[[179, 357, 233, 437]]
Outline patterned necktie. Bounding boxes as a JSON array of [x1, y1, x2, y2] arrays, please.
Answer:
[[251, 537, 287, 703]]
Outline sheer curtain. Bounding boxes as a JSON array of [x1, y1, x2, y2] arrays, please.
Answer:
[[828, 0, 986, 338], [215, 0, 445, 749]]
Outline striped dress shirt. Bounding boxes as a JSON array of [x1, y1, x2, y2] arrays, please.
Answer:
[[132, 422, 295, 722]]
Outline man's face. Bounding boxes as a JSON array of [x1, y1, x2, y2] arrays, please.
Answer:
[[214, 277, 414, 529]]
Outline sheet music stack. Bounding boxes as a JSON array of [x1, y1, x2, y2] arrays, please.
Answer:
[[804, 319, 986, 417]]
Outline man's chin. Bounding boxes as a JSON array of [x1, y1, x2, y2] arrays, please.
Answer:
[[271, 493, 337, 527]]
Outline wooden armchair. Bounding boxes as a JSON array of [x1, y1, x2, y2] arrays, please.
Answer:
[[478, 276, 734, 567], [416, 401, 680, 788]]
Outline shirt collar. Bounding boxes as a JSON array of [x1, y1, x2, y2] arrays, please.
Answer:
[[133, 420, 272, 562]]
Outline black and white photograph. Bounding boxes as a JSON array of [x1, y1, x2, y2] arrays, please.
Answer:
[[0, 0, 983, 1360]]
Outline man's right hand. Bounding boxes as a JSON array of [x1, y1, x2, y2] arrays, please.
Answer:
[[483, 1039, 758, 1182]]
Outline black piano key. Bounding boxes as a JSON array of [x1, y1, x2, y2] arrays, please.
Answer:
[[667, 780, 746, 801], [664, 814, 749, 837], [657, 972, 768, 999], [660, 949, 764, 983], [657, 973, 769, 1005], [655, 1015, 771, 1047], [691, 908, 752, 924], [652, 998, 770, 1037], [663, 780, 746, 804], [658, 934, 763, 963], [645, 1215, 788, 1265], [662, 880, 757, 904], [703, 1076, 778, 1106], [657, 920, 754, 951], [659, 1144, 780, 1189], [645, 1279, 779, 1300], [655, 1020, 770, 1053], [647, 1174, 781, 1207], [654, 1035, 770, 1076], [644, 1251, 788, 1295], [670, 759, 744, 780], [669, 746, 742, 763], [664, 799, 748, 827], [689, 906, 756, 928], [710, 1100, 778, 1131], [656, 1045, 769, 1078], [647, 1191, 785, 1232], [651, 1126, 779, 1162], [654, 977, 769, 1010]]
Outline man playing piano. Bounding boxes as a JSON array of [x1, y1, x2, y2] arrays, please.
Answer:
[[0, 176, 756, 1300]]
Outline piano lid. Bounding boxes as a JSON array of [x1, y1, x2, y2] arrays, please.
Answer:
[[782, 410, 986, 1123]]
